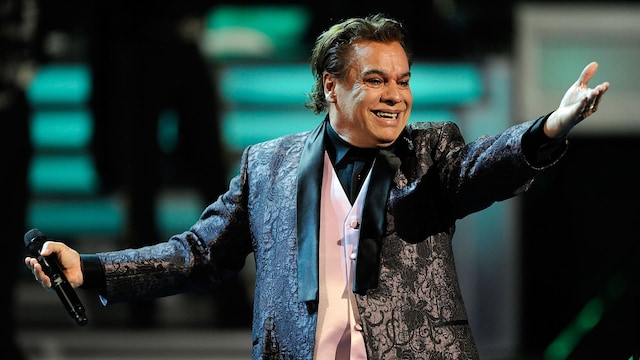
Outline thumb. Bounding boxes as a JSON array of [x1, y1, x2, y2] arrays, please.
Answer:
[[578, 62, 598, 87]]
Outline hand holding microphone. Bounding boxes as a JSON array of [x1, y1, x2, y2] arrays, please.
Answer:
[[24, 229, 88, 326]]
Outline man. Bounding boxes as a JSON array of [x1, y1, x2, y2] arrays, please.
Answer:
[[26, 13, 609, 359]]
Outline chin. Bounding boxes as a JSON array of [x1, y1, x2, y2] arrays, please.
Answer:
[[375, 137, 398, 147]]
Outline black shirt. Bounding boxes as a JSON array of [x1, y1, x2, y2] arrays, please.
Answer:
[[325, 124, 379, 203]]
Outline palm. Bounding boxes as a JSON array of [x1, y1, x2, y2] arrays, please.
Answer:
[[545, 62, 610, 138]]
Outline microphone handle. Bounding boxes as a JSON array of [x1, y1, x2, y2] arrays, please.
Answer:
[[39, 253, 89, 326]]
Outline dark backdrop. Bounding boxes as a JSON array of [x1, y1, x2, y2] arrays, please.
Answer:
[[520, 136, 638, 359]]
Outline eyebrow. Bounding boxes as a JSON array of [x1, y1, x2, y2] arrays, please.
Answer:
[[362, 69, 412, 78]]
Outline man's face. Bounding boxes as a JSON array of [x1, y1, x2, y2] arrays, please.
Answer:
[[325, 40, 412, 148]]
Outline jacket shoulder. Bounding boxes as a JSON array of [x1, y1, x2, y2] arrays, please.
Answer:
[[406, 121, 464, 143], [245, 130, 312, 156], [407, 121, 459, 132]]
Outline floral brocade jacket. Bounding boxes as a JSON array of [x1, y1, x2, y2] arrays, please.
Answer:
[[92, 116, 565, 359]]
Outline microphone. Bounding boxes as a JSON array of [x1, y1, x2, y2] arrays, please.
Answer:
[[24, 228, 88, 326]]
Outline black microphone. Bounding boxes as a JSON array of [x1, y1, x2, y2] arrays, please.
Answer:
[[24, 228, 88, 326]]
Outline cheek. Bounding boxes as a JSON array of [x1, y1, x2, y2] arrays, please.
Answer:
[[355, 91, 378, 112], [339, 92, 367, 113]]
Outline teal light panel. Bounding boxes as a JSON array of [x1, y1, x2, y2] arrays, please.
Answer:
[[27, 64, 91, 106], [30, 110, 93, 150], [28, 154, 98, 194]]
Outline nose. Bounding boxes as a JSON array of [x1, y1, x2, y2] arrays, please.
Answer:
[[381, 83, 403, 104]]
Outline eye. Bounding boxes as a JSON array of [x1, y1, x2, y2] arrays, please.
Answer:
[[398, 79, 410, 88], [365, 77, 384, 87]]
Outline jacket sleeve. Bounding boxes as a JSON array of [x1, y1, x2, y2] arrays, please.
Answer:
[[86, 146, 255, 306], [437, 115, 567, 219]]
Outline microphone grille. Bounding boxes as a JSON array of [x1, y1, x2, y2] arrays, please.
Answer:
[[24, 228, 45, 252]]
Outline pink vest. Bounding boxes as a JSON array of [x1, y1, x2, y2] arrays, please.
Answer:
[[313, 152, 372, 359]]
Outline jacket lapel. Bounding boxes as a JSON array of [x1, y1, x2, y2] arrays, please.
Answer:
[[353, 148, 401, 294], [296, 119, 327, 302]]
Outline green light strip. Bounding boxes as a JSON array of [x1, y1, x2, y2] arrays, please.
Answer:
[[544, 273, 629, 360], [544, 297, 604, 360]]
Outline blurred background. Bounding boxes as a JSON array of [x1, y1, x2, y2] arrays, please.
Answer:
[[3, 0, 637, 359]]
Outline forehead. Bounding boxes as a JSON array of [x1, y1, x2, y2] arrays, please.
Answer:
[[350, 40, 410, 74]]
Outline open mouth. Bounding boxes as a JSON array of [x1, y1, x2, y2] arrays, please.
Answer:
[[373, 110, 398, 119]]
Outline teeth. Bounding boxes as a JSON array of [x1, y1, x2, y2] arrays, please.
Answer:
[[375, 111, 397, 119]]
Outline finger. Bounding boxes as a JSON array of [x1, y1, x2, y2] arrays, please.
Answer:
[[32, 263, 52, 287], [591, 91, 604, 111], [578, 98, 591, 120], [40, 241, 53, 256], [578, 62, 598, 87], [32, 262, 42, 276], [596, 81, 610, 94], [590, 82, 610, 109], [25, 257, 38, 269]]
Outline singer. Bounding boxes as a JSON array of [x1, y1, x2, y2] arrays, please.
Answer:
[[25, 13, 611, 359]]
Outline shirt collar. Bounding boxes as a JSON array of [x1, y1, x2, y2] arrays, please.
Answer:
[[325, 122, 353, 165], [325, 123, 380, 166]]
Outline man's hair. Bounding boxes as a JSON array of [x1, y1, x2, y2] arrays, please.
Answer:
[[305, 13, 413, 115]]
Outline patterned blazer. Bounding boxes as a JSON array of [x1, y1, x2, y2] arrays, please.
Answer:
[[94, 115, 565, 359]]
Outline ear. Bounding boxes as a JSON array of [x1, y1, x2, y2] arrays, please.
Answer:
[[323, 72, 337, 103]]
